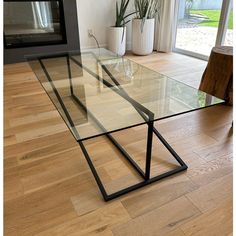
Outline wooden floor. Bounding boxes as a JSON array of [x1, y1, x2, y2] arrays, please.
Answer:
[[4, 52, 233, 236]]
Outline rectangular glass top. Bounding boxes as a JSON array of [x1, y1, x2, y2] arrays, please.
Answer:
[[27, 48, 224, 141]]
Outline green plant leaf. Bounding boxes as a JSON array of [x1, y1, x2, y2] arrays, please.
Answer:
[[121, 26, 125, 43], [116, 1, 119, 26], [114, 0, 134, 27], [123, 11, 137, 20]]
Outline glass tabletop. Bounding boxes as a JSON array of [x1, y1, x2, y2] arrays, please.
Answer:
[[27, 48, 224, 141]]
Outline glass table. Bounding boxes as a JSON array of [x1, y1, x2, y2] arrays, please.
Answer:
[[27, 48, 224, 201]]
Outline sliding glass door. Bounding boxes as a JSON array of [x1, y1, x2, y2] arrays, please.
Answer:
[[173, 0, 233, 59], [222, 1, 233, 46]]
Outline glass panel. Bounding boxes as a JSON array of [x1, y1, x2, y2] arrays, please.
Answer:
[[4, 1, 66, 48], [223, 2, 233, 46], [27, 48, 224, 141], [175, 0, 223, 56]]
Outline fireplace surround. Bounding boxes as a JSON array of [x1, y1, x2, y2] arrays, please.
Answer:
[[4, 0, 80, 64]]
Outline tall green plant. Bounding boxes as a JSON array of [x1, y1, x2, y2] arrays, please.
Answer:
[[114, 0, 136, 42], [115, 0, 134, 27], [134, 0, 160, 32]]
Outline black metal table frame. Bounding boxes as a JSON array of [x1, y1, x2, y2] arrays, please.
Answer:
[[37, 52, 189, 201]]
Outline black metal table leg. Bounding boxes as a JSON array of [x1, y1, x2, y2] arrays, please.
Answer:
[[145, 120, 154, 180]]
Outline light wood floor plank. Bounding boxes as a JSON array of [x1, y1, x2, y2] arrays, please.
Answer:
[[180, 197, 232, 236], [35, 202, 130, 236], [186, 174, 232, 213], [121, 175, 198, 218], [186, 153, 232, 186], [112, 196, 200, 236]]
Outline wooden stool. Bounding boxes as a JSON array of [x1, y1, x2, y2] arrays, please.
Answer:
[[199, 46, 233, 105]]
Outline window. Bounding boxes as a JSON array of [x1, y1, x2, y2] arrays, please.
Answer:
[[173, 0, 233, 59]]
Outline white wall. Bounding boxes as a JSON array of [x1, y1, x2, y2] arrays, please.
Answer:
[[76, 0, 133, 50]]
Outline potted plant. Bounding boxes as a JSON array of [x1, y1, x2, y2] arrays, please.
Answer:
[[132, 0, 160, 55], [108, 0, 134, 56]]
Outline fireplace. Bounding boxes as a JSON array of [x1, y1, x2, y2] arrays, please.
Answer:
[[4, 0, 67, 48], [4, 0, 80, 64]]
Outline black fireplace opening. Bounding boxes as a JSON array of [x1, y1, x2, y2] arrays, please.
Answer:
[[4, 0, 67, 48]]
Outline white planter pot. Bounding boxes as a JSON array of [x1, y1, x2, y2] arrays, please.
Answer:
[[132, 18, 155, 55], [107, 26, 126, 56]]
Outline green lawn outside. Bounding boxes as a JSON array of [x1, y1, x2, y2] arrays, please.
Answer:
[[190, 9, 233, 29]]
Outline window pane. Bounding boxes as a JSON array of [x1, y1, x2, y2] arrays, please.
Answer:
[[175, 0, 223, 56], [223, 4, 233, 46]]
